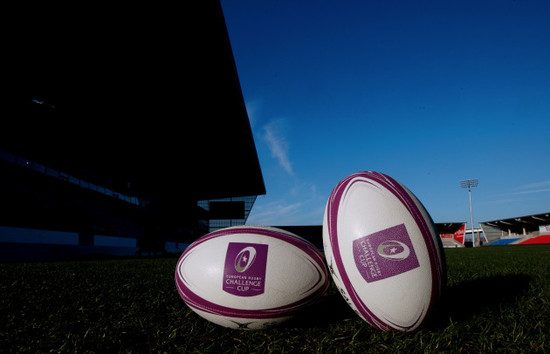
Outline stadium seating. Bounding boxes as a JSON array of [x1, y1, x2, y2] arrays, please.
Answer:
[[488, 238, 521, 246], [518, 235, 550, 245], [441, 237, 464, 248]]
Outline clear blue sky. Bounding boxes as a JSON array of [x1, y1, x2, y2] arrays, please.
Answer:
[[220, 0, 550, 228]]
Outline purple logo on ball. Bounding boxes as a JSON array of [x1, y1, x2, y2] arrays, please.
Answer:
[[377, 240, 411, 261], [234, 246, 257, 273], [353, 224, 419, 283], [223, 243, 268, 296]]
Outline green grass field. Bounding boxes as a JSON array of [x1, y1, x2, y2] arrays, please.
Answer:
[[2, 245, 549, 353]]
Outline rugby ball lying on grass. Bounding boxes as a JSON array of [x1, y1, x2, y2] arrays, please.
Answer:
[[175, 226, 329, 330], [323, 171, 446, 331]]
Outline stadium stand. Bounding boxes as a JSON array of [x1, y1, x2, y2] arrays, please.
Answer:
[[479, 224, 502, 244], [0, 1, 266, 261], [481, 213, 550, 246], [438, 223, 466, 248], [488, 238, 521, 246], [518, 235, 550, 245], [441, 237, 465, 248]]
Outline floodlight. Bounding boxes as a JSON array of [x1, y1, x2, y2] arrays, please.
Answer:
[[460, 179, 478, 189], [460, 179, 479, 247]]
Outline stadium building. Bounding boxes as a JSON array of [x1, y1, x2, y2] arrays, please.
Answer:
[[275, 214, 550, 250], [429, 213, 550, 248], [0, 1, 265, 261], [2, 2, 548, 261], [438, 213, 550, 247], [481, 212, 550, 246]]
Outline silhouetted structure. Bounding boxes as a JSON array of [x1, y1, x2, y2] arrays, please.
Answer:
[[1, 1, 265, 257]]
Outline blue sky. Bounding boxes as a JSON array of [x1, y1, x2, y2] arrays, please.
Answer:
[[220, 0, 550, 227]]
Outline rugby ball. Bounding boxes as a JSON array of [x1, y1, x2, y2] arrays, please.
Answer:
[[323, 171, 446, 331], [175, 226, 329, 330]]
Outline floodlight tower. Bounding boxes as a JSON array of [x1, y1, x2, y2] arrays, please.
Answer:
[[460, 179, 479, 247]]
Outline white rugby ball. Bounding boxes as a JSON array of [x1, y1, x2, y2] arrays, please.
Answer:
[[175, 226, 329, 330], [323, 171, 446, 331]]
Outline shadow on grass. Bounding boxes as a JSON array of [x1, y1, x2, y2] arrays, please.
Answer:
[[283, 274, 532, 330], [284, 293, 356, 328], [427, 274, 532, 328]]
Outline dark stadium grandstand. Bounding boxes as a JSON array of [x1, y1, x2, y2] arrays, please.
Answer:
[[1, 1, 265, 261]]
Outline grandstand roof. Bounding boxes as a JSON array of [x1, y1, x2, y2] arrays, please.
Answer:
[[481, 212, 550, 234], [0, 1, 266, 244], [2, 1, 265, 202], [435, 222, 466, 234]]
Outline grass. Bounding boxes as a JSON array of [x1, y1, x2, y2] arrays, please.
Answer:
[[1, 245, 549, 353]]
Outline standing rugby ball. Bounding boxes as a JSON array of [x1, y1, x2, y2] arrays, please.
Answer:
[[323, 171, 446, 331], [175, 226, 329, 330]]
